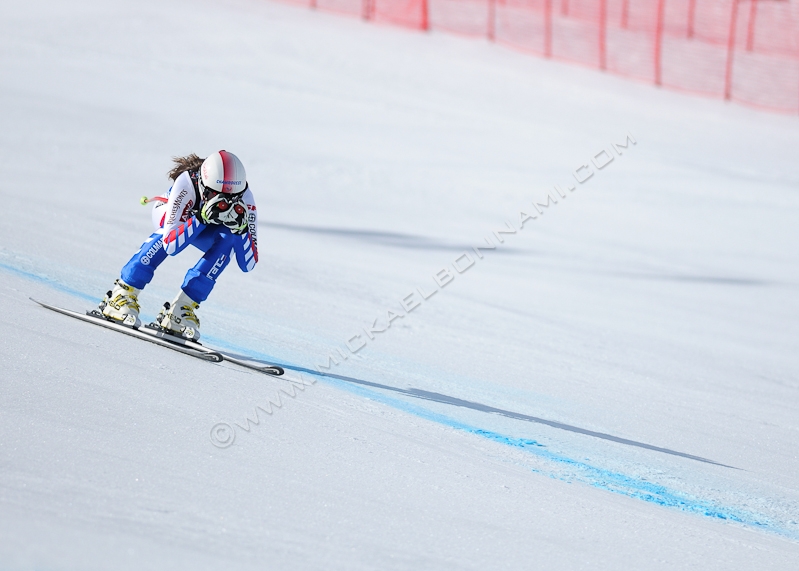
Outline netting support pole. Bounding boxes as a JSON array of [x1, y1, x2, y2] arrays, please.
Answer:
[[363, 0, 373, 21], [561, 0, 569, 17], [746, 0, 758, 51], [487, 0, 496, 41], [724, 0, 740, 101], [421, 0, 429, 30], [654, 0, 666, 85], [310, 0, 317, 9], [687, 0, 696, 38], [621, 0, 629, 29], [599, 0, 607, 70], [545, 0, 553, 57]]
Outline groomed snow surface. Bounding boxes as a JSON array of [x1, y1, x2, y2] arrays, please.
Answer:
[[1, 0, 798, 569]]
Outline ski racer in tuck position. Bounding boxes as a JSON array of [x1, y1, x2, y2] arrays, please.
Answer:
[[98, 150, 258, 341]]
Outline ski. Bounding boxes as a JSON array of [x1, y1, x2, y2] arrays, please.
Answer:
[[31, 298, 223, 362], [139, 323, 285, 376], [31, 298, 285, 376]]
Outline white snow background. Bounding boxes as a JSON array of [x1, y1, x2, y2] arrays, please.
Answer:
[[1, 0, 798, 569]]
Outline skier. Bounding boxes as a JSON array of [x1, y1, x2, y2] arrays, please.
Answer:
[[98, 150, 258, 340]]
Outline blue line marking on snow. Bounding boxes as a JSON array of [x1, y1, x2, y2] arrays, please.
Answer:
[[3, 258, 796, 541], [202, 341, 789, 538], [0, 260, 96, 302]]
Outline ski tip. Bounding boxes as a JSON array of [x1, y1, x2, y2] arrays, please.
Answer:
[[248, 364, 284, 375]]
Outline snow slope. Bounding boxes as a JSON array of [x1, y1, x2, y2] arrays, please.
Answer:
[[1, 0, 798, 568]]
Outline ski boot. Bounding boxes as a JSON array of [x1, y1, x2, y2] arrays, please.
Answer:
[[157, 290, 201, 341], [100, 279, 142, 327]]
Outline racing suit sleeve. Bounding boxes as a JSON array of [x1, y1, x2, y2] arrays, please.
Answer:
[[232, 186, 258, 272], [159, 171, 205, 256]]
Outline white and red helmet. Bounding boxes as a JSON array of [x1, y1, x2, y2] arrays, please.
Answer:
[[200, 150, 247, 194]]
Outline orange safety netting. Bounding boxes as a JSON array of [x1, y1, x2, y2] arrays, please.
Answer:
[[281, 0, 799, 113]]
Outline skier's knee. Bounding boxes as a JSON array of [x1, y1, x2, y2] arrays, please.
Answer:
[[181, 271, 216, 303]]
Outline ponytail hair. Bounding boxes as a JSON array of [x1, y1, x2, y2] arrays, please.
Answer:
[[167, 154, 205, 181]]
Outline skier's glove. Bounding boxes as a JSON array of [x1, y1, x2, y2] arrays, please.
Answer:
[[200, 192, 248, 234]]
